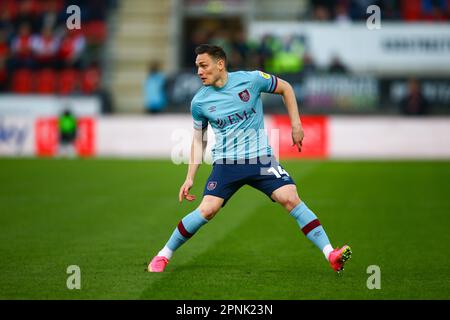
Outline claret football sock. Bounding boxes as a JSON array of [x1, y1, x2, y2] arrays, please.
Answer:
[[164, 208, 208, 255], [290, 202, 333, 260]]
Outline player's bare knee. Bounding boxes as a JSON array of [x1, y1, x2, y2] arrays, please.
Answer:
[[281, 192, 301, 212], [198, 205, 220, 220], [199, 196, 223, 220]]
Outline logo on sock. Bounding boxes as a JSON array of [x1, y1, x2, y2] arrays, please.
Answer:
[[313, 230, 322, 238]]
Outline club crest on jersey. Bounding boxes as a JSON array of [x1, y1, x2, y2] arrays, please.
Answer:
[[238, 89, 250, 102], [207, 181, 217, 191]]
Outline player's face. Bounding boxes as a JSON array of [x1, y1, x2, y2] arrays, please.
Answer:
[[195, 53, 223, 86]]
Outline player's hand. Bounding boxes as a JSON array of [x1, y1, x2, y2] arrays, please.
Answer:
[[178, 178, 196, 202], [292, 126, 304, 152]]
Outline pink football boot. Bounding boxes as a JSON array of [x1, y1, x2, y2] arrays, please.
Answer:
[[148, 256, 169, 272], [328, 245, 352, 272]]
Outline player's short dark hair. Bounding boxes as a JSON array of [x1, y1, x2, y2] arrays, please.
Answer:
[[195, 44, 227, 63]]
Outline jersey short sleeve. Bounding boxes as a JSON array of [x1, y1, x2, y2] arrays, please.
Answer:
[[251, 70, 278, 94], [190, 99, 208, 130]]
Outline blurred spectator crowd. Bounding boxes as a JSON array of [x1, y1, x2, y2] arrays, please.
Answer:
[[0, 0, 116, 94], [310, 0, 449, 22], [185, 0, 449, 73], [186, 29, 347, 75]]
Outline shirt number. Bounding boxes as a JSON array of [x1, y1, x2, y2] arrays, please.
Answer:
[[267, 166, 290, 178]]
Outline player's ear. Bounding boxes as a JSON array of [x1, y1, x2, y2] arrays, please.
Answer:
[[217, 58, 225, 71]]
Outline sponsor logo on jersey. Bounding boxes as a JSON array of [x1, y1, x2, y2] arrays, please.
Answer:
[[258, 71, 271, 79], [207, 181, 217, 191], [238, 89, 250, 102], [215, 108, 257, 129]]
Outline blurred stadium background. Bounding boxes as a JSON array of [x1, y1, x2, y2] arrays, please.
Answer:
[[0, 0, 450, 300], [0, 0, 449, 158]]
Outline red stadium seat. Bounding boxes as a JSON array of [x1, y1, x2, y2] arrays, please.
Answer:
[[84, 21, 107, 44], [401, 0, 422, 21], [58, 68, 80, 95], [11, 69, 33, 93], [0, 66, 8, 90], [0, 42, 8, 59], [0, 0, 19, 19], [81, 67, 101, 94], [39, 0, 64, 13], [36, 69, 57, 94], [29, 0, 42, 15]]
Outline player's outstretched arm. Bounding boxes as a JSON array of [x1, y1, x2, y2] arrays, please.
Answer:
[[178, 127, 207, 202], [273, 78, 304, 152]]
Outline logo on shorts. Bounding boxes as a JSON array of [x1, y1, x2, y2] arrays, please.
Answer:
[[238, 89, 250, 102], [208, 106, 216, 113], [207, 181, 217, 191]]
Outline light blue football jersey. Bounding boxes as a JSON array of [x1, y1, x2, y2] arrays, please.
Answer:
[[191, 70, 279, 162]]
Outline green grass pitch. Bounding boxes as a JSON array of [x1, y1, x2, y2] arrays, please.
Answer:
[[0, 158, 449, 299]]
